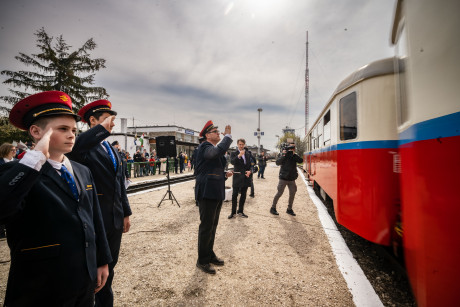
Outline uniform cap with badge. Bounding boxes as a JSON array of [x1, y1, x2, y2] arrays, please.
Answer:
[[78, 99, 117, 123], [199, 120, 218, 137], [9, 91, 80, 130]]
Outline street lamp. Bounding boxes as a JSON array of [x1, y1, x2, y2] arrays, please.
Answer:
[[257, 108, 263, 155], [275, 134, 280, 151]]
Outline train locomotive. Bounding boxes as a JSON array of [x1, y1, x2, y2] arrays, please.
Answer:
[[303, 0, 460, 306]]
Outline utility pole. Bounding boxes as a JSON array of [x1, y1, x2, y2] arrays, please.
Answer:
[[121, 118, 128, 152], [257, 108, 263, 155]]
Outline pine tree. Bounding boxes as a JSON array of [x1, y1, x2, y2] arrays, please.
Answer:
[[0, 27, 108, 114]]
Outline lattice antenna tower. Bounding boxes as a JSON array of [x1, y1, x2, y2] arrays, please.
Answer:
[[305, 31, 309, 135]]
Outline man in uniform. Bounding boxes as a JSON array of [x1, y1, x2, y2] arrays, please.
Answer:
[[0, 91, 112, 305], [194, 120, 233, 274], [67, 100, 132, 307]]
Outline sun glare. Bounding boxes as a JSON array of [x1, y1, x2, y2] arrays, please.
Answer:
[[245, 0, 283, 18], [224, 0, 284, 18]]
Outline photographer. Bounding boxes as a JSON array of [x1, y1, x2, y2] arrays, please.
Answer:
[[270, 142, 303, 216]]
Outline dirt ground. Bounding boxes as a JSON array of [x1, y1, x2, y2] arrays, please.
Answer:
[[0, 163, 355, 306]]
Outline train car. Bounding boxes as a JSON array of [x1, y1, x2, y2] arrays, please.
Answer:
[[304, 57, 400, 246], [304, 1, 460, 306], [392, 0, 460, 306]]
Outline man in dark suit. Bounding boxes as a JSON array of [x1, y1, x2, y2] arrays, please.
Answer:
[[228, 139, 252, 219], [194, 120, 233, 274], [0, 91, 111, 305], [67, 99, 132, 307]]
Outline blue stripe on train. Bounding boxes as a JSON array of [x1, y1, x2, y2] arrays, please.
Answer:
[[308, 140, 398, 155], [399, 111, 460, 146], [306, 111, 460, 155]]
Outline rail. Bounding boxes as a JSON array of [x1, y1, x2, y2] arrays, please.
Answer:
[[126, 174, 195, 194]]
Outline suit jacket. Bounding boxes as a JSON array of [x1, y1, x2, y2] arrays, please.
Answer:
[[0, 158, 15, 165], [0, 160, 111, 305], [67, 124, 132, 231], [230, 150, 252, 188], [194, 136, 233, 200]]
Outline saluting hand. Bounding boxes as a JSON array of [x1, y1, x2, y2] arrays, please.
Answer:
[[101, 115, 116, 133], [222, 125, 231, 136], [34, 127, 53, 159]]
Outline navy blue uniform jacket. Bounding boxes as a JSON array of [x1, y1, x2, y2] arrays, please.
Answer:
[[230, 150, 252, 188], [67, 124, 132, 231], [0, 160, 112, 305], [194, 136, 233, 201]]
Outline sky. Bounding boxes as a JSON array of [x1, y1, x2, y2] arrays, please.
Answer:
[[0, 0, 396, 151]]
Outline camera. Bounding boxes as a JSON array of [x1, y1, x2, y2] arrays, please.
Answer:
[[280, 143, 295, 151]]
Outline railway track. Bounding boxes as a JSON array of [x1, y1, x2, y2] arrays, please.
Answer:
[[126, 174, 195, 194]]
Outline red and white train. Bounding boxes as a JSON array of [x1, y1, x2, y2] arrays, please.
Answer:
[[303, 0, 460, 306]]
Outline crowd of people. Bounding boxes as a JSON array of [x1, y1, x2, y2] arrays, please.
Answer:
[[0, 90, 303, 305]]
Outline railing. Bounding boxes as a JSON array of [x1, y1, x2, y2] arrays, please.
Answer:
[[126, 159, 184, 178]]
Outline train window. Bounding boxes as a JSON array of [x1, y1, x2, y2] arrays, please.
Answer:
[[317, 119, 323, 147], [323, 110, 331, 145], [339, 92, 357, 140], [395, 21, 409, 125], [324, 111, 330, 125]]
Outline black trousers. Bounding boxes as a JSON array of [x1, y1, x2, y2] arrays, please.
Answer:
[[0, 224, 5, 238], [258, 165, 266, 178], [95, 226, 123, 307], [5, 273, 95, 307], [231, 187, 248, 214], [198, 198, 222, 264]]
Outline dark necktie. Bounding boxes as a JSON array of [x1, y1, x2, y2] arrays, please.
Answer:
[[60, 165, 79, 201], [102, 141, 117, 170]]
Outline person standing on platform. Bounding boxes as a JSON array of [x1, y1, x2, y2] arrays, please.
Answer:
[[0, 143, 17, 165], [191, 146, 198, 171], [228, 139, 252, 219], [174, 155, 179, 174], [248, 150, 256, 197], [179, 152, 185, 173], [0, 91, 111, 306], [195, 120, 233, 274], [149, 155, 156, 175], [0, 143, 18, 238], [257, 151, 268, 179], [68, 100, 132, 307], [112, 141, 130, 180], [270, 143, 303, 216], [133, 149, 142, 177]]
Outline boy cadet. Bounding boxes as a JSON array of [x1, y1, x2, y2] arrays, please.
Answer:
[[0, 91, 112, 306], [67, 100, 132, 307]]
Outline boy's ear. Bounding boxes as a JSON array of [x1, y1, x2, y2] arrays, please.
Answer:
[[29, 125, 42, 140], [89, 115, 97, 127]]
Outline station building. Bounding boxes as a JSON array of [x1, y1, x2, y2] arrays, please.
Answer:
[[127, 125, 200, 158]]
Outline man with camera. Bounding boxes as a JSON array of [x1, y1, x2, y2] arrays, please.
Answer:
[[270, 142, 303, 216]]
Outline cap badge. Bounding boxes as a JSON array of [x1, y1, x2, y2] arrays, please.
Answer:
[[59, 95, 69, 102]]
